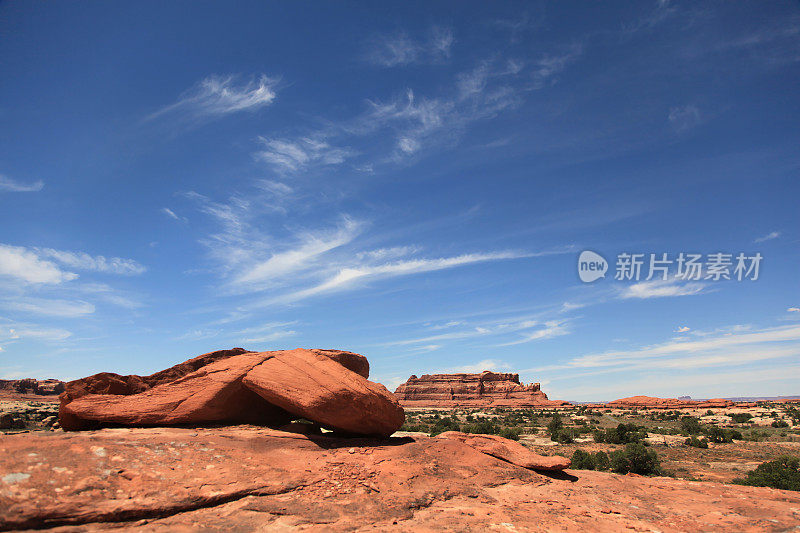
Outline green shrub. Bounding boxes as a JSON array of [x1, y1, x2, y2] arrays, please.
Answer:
[[430, 416, 460, 436], [555, 428, 575, 443], [772, 419, 789, 428], [547, 414, 563, 437], [610, 442, 661, 475], [734, 456, 800, 491], [680, 416, 702, 435], [462, 419, 498, 436], [593, 451, 610, 471], [498, 426, 522, 441], [685, 436, 708, 449], [730, 413, 753, 423], [595, 423, 647, 444], [571, 449, 595, 470]]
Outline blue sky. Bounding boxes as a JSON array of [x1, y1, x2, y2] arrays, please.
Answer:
[[1, 2, 799, 401]]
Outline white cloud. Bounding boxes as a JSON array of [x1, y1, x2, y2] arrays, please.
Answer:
[[0, 174, 43, 192], [255, 136, 355, 174], [75, 282, 144, 309], [147, 74, 279, 121], [385, 313, 570, 348], [0, 244, 76, 284], [548, 323, 800, 371], [496, 320, 570, 346], [446, 359, 511, 373], [1, 326, 72, 342], [36, 248, 146, 275], [229, 217, 363, 290], [620, 279, 706, 299], [270, 251, 528, 304], [668, 104, 702, 132], [674, 326, 691, 333], [788, 307, 800, 313], [253, 52, 562, 173], [531, 44, 582, 88], [162, 208, 187, 223], [754, 231, 780, 243], [365, 27, 454, 67], [8, 297, 95, 317]]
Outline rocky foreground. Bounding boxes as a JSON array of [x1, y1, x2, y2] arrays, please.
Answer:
[[2, 426, 799, 531]]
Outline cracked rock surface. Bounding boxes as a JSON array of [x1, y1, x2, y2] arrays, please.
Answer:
[[2, 426, 800, 531]]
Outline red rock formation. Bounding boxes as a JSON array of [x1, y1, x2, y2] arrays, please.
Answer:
[[435, 431, 570, 470], [59, 348, 402, 436], [2, 426, 799, 531], [0, 378, 65, 398], [394, 371, 569, 408], [242, 349, 403, 436], [606, 396, 734, 410]]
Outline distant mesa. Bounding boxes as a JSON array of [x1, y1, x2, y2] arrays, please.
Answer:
[[0, 378, 64, 399], [603, 395, 733, 410], [394, 371, 569, 408]]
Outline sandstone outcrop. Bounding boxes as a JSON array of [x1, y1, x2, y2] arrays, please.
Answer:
[[0, 378, 64, 399], [1, 426, 798, 531], [435, 431, 570, 470], [606, 396, 734, 410], [394, 371, 569, 408], [59, 348, 402, 436], [242, 349, 403, 436]]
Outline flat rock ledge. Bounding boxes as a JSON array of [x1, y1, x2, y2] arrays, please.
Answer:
[[2, 427, 800, 532]]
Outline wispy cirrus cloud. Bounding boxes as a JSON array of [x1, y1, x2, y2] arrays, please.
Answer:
[[496, 320, 571, 346], [446, 359, 511, 373], [668, 104, 702, 132], [253, 49, 580, 174], [754, 231, 780, 243], [365, 26, 454, 67], [266, 250, 528, 305], [36, 248, 146, 276], [384, 313, 572, 348], [229, 216, 364, 290], [536, 323, 800, 373], [146, 74, 279, 122], [0, 174, 44, 193], [255, 136, 356, 174], [161, 207, 188, 223], [530, 44, 582, 88], [5, 297, 95, 318], [0, 320, 72, 342], [619, 279, 706, 299]]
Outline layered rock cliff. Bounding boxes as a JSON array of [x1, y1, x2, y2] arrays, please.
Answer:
[[605, 396, 734, 410], [0, 378, 65, 398], [394, 371, 569, 408]]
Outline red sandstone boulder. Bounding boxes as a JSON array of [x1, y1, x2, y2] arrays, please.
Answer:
[[242, 348, 404, 436], [435, 431, 571, 471], [59, 348, 254, 430], [59, 348, 401, 437], [61, 352, 292, 430]]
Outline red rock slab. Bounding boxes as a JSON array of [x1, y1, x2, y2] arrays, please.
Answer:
[[435, 431, 571, 470], [243, 348, 404, 436], [2, 427, 800, 531], [61, 352, 292, 429], [0, 426, 541, 531]]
